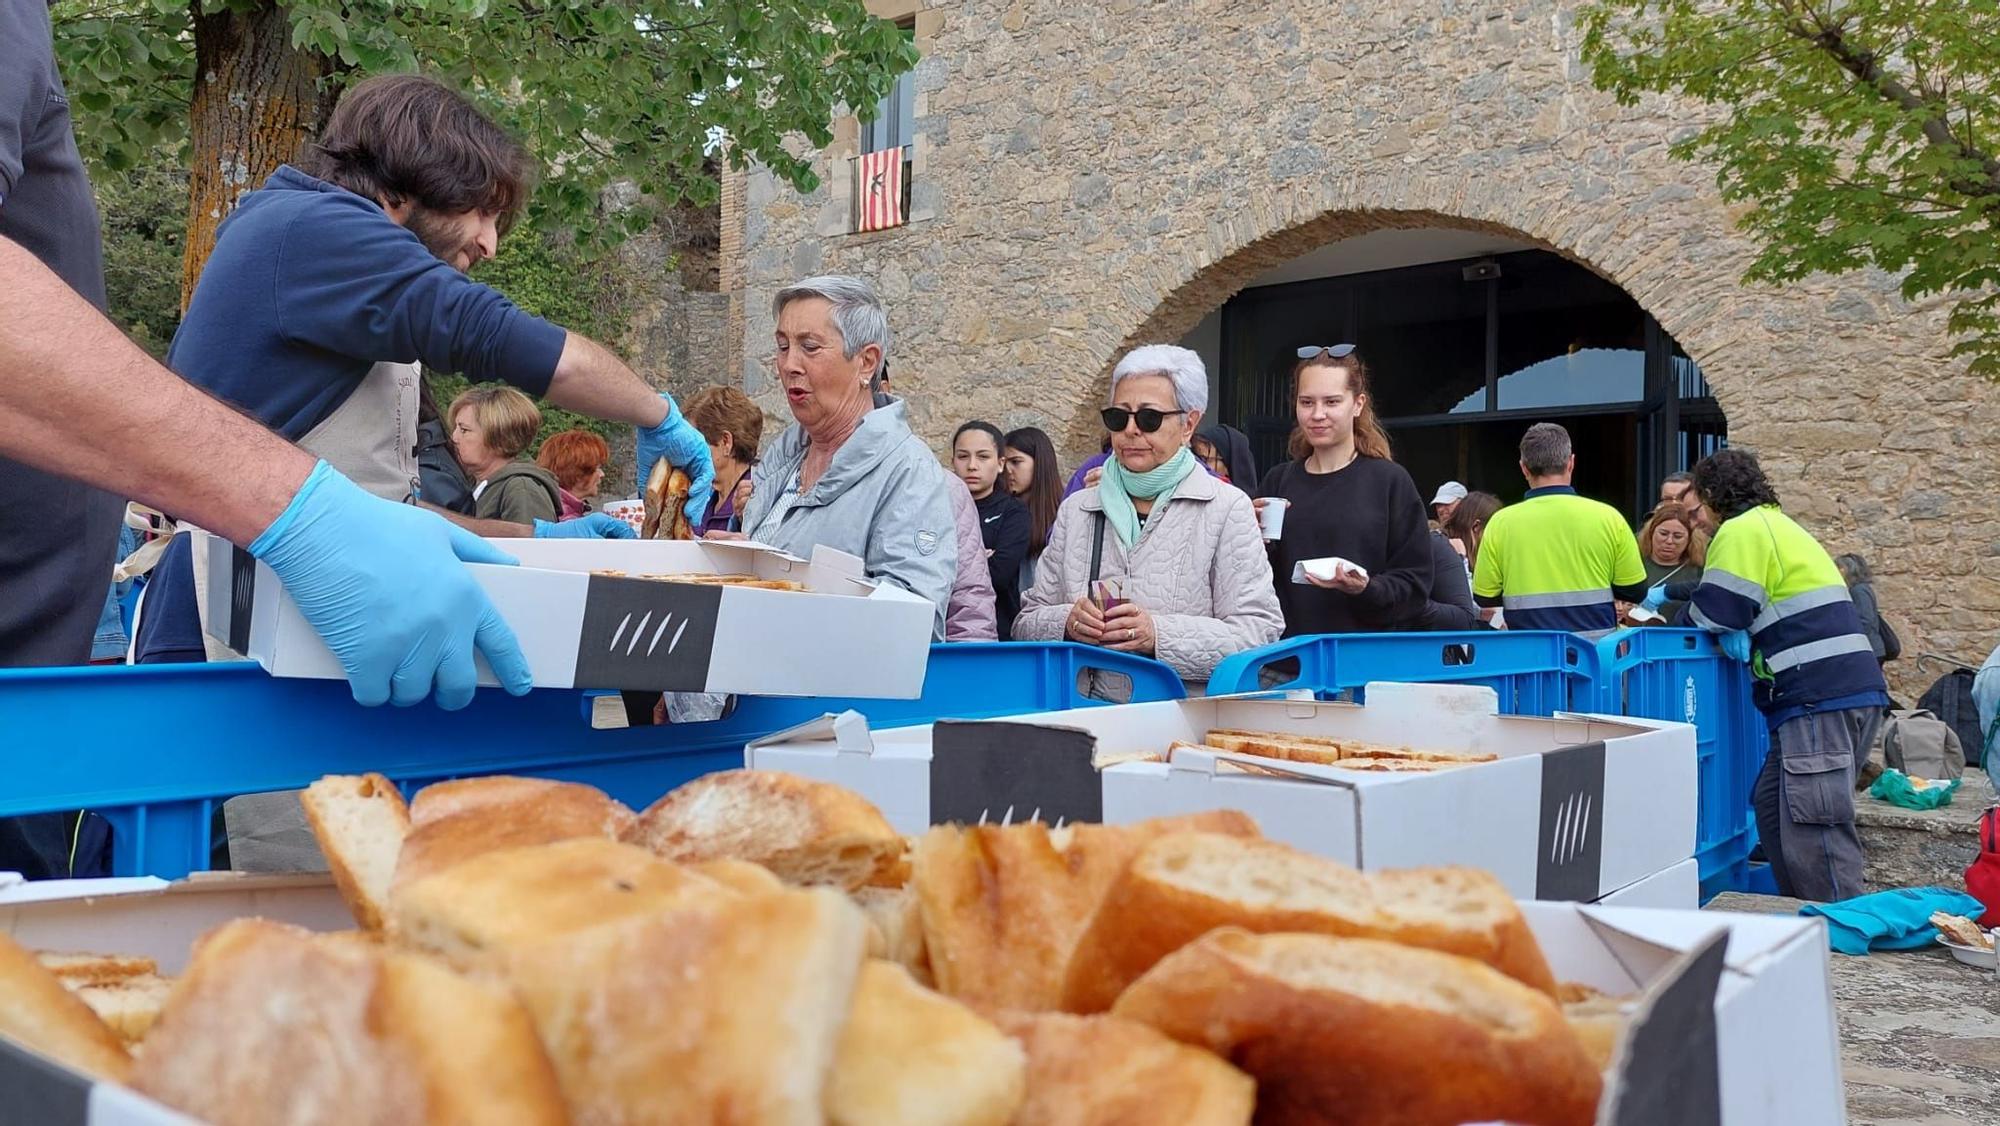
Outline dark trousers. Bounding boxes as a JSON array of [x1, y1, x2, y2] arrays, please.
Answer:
[[1752, 706, 1877, 902]]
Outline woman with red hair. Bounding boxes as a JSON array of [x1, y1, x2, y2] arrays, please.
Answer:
[[535, 428, 611, 520]]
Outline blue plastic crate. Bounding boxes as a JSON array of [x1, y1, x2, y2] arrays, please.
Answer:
[[0, 642, 1184, 879], [1593, 628, 1767, 900], [1205, 630, 1598, 715]]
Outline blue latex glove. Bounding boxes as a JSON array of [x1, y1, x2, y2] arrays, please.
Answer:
[[635, 394, 715, 526], [250, 461, 533, 710], [534, 513, 636, 540], [1719, 629, 1752, 663], [1640, 585, 1668, 611]]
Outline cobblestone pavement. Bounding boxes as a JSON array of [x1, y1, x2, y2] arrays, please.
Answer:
[[1707, 892, 2000, 1125]]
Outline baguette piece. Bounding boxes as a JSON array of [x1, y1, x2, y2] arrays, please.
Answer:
[[131, 920, 565, 1126], [388, 837, 719, 968], [301, 772, 411, 932], [914, 812, 1258, 1012], [626, 769, 905, 890], [1062, 833, 1556, 1012], [74, 972, 174, 1045], [394, 777, 637, 894], [852, 885, 932, 986], [993, 1011, 1253, 1126], [826, 961, 1025, 1126], [1563, 992, 1637, 1073], [1113, 929, 1600, 1126], [37, 950, 157, 987], [0, 933, 130, 1082], [490, 886, 868, 1126]]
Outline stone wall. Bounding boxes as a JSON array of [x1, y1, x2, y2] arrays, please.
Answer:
[[723, 0, 2000, 693]]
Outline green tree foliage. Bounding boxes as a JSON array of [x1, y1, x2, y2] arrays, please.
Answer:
[[1581, 1, 2000, 376], [426, 229, 638, 457], [53, 0, 916, 245], [93, 147, 189, 356]]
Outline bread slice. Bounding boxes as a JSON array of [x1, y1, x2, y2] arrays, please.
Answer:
[[1204, 728, 1496, 766], [0, 933, 130, 1082], [131, 919, 566, 1126], [393, 777, 638, 894], [913, 812, 1259, 1012], [387, 837, 720, 968], [693, 857, 788, 895], [301, 772, 411, 932], [73, 972, 174, 1045], [852, 885, 932, 986], [490, 886, 868, 1126], [1113, 929, 1601, 1126], [993, 1011, 1254, 1126], [36, 950, 157, 986], [626, 769, 905, 889], [826, 960, 1025, 1126], [1062, 833, 1556, 1012], [1930, 911, 1993, 950]]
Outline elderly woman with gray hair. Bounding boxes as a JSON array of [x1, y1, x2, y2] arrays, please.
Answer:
[[1014, 344, 1283, 684], [720, 275, 956, 636]]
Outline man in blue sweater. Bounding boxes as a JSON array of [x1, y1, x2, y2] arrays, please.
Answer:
[[136, 74, 713, 664]]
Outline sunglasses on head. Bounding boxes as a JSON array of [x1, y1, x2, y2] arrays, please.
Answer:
[[1101, 406, 1188, 433], [1296, 343, 1357, 360]]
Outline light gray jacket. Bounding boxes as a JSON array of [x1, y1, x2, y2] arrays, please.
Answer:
[[742, 400, 956, 638], [1015, 468, 1284, 684]]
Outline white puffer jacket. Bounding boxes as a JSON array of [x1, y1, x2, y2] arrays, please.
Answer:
[[1015, 469, 1283, 684]]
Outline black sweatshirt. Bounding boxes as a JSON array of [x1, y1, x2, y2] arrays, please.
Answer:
[[973, 489, 1032, 640], [1256, 456, 1434, 635]]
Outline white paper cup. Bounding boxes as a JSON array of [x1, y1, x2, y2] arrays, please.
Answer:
[[1259, 497, 1291, 540]]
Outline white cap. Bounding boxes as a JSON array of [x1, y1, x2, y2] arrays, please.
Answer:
[[1431, 481, 1468, 506]]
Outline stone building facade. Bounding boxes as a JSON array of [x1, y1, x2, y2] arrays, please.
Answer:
[[719, 0, 2000, 687]]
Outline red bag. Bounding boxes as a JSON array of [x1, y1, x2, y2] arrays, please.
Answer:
[[1968, 807, 2000, 919]]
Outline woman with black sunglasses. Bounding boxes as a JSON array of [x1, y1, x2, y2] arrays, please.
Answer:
[[1014, 345, 1282, 684], [1255, 345, 1433, 636]]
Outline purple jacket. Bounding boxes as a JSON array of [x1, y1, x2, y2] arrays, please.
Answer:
[[944, 475, 998, 641]]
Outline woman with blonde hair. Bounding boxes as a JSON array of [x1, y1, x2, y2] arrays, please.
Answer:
[[449, 385, 562, 525], [1253, 345, 1431, 635], [1629, 502, 1706, 624]]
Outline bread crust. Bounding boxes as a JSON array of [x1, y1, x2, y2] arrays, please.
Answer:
[[826, 961, 1025, 1126], [489, 886, 868, 1126], [0, 933, 130, 1082], [1062, 834, 1556, 1012], [914, 813, 1259, 1012], [1113, 929, 1600, 1126], [131, 919, 565, 1126], [626, 769, 905, 890], [992, 1010, 1254, 1126], [394, 777, 637, 894]]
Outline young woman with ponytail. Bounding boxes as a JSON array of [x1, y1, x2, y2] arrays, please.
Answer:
[[1253, 346, 1434, 635]]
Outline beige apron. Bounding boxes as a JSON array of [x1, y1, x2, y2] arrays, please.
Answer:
[[183, 361, 422, 663]]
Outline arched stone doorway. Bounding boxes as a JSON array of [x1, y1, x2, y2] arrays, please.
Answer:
[[1102, 215, 1728, 515], [1065, 208, 1738, 500]]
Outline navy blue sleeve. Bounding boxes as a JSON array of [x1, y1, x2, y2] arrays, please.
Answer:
[[271, 195, 567, 394]]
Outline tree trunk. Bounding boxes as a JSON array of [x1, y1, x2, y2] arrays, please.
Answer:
[[180, 2, 338, 309]]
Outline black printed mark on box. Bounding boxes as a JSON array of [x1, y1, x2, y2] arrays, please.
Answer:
[[1605, 929, 1725, 1126], [929, 720, 1103, 828], [571, 575, 724, 691], [229, 545, 256, 656], [1535, 740, 1607, 901], [0, 1035, 93, 1126]]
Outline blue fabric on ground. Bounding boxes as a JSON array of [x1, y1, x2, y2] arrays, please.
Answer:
[[1800, 887, 1986, 956]]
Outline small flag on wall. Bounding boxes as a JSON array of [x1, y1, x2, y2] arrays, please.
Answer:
[[856, 146, 905, 232]]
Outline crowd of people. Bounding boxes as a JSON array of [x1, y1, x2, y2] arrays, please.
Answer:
[[0, 10, 1923, 906]]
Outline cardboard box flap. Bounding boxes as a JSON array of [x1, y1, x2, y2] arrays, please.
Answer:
[[0, 877, 169, 907], [1578, 904, 1813, 975], [929, 719, 1101, 827], [1165, 744, 1368, 789], [1601, 929, 1727, 1126], [745, 710, 877, 757]]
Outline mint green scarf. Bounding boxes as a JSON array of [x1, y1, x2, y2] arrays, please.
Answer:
[[1099, 446, 1198, 548]]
